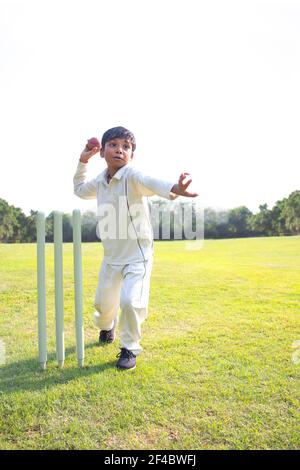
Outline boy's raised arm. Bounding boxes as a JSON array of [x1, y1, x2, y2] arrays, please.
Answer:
[[79, 142, 100, 164], [73, 144, 100, 200]]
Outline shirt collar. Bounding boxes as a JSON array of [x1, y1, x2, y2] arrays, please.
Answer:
[[96, 163, 131, 184], [111, 164, 130, 180]]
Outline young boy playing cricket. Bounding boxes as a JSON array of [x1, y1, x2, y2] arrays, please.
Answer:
[[73, 126, 198, 370]]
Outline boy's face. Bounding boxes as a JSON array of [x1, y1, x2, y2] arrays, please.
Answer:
[[100, 137, 134, 172]]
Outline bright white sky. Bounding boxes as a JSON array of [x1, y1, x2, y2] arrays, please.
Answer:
[[0, 0, 299, 216]]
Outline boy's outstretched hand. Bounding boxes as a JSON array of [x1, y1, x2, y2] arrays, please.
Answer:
[[171, 173, 199, 198], [79, 141, 101, 164]]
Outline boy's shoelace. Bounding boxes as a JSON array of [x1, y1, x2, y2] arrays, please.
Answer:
[[116, 348, 135, 359]]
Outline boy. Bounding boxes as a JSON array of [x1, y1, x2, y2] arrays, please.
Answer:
[[73, 126, 198, 370]]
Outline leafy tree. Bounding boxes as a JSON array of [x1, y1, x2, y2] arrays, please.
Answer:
[[63, 213, 72, 242], [248, 204, 273, 236], [0, 198, 28, 242], [81, 211, 98, 242], [282, 190, 300, 234], [0, 198, 15, 242], [270, 199, 288, 236], [45, 212, 54, 242], [227, 206, 253, 237]]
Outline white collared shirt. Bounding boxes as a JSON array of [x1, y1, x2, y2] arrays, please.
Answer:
[[73, 162, 176, 264]]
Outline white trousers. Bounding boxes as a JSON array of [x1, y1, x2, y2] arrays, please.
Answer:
[[94, 257, 153, 356]]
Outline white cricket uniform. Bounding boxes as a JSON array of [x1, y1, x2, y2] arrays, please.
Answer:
[[73, 161, 176, 355]]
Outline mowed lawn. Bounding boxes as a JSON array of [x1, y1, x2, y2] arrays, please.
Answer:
[[0, 236, 299, 450]]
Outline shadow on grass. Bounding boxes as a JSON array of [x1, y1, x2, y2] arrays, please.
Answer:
[[0, 342, 118, 395]]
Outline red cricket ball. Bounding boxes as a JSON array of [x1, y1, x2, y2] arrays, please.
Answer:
[[86, 137, 100, 150]]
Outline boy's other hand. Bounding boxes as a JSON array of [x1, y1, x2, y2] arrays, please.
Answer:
[[79, 143, 100, 164], [171, 173, 199, 197]]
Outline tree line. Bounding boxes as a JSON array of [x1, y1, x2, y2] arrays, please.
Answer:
[[0, 190, 299, 243]]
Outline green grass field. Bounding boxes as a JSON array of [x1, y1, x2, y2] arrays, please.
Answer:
[[0, 237, 299, 450]]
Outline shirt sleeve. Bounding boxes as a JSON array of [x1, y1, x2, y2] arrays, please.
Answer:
[[129, 168, 177, 200], [73, 161, 97, 200]]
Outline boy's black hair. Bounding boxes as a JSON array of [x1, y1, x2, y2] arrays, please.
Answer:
[[101, 126, 136, 152]]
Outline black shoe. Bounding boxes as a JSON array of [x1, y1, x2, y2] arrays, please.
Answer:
[[116, 348, 136, 370], [99, 321, 116, 344]]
